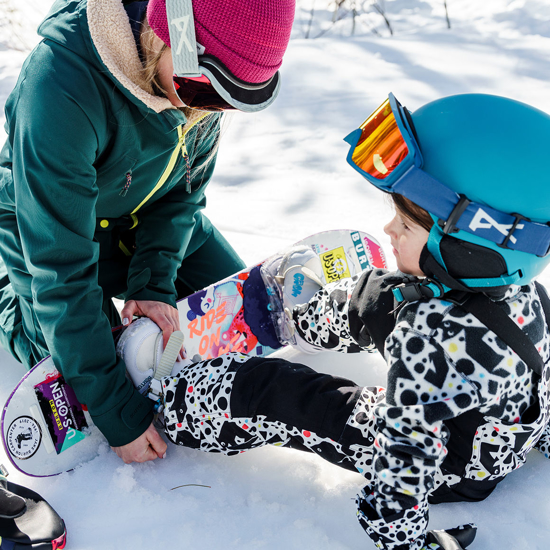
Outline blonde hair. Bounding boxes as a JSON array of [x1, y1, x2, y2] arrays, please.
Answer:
[[139, 17, 224, 179], [140, 17, 169, 97]]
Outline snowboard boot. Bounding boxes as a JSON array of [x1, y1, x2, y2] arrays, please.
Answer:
[[0, 477, 25, 520], [261, 246, 325, 347], [0, 474, 66, 549], [116, 318, 185, 412]]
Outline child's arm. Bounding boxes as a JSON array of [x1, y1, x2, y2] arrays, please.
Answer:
[[292, 268, 399, 354], [356, 325, 484, 549]]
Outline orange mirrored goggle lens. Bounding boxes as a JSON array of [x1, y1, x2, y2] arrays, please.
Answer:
[[351, 98, 409, 180]]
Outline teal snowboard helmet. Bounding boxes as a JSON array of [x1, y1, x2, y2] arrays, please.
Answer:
[[345, 93, 550, 295]]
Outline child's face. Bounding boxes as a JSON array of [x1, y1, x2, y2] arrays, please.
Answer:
[[383, 210, 430, 276]]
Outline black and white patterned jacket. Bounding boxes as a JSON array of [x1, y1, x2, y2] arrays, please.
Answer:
[[293, 268, 550, 549]]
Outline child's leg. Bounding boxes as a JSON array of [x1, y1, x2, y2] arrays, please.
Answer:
[[162, 353, 385, 478]]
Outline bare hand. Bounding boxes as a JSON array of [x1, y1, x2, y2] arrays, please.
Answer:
[[121, 299, 184, 356], [112, 423, 167, 464]]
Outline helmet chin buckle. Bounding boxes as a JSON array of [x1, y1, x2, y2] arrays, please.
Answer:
[[392, 276, 446, 303]]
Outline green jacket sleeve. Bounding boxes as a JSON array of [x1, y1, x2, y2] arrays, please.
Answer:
[[7, 46, 153, 446], [126, 117, 221, 306]]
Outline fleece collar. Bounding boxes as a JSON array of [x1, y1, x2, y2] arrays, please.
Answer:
[[86, 0, 205, 128]]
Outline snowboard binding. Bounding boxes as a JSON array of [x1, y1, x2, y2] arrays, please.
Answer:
[[243, 246, 325, 348], [116, 318, 185, 413]]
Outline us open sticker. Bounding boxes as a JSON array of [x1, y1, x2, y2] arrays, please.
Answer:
[[6, 416, 42, 460], [320, 246, 351, 283]]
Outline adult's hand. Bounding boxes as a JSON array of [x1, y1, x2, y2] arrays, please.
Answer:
[[121, 299, 181, 352], [111, 423, 167, 464]]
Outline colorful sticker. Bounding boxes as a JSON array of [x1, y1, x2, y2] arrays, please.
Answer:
[[34, 374, 89, 455], [183, 276, 268, 359], [364, 235, 387, 269], [6, 416, 42, 460], [320, 246, 351, 282], [351, 231, 369, 271]]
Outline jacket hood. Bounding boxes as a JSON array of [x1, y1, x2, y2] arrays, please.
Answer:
[[88, 0, 172, 113], [38, 0, 203, 124]]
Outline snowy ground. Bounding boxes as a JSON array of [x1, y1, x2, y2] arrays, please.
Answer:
[[1, 1, 550, 548]]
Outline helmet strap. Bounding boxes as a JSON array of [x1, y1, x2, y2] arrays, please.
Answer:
[[423, 225, 472, 292], [391, 275, 450, 303], [420, 247, 471, 293], [421, 224, 522, 294]]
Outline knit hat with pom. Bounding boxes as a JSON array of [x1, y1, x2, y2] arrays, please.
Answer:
[[146, 0, 296, 84]]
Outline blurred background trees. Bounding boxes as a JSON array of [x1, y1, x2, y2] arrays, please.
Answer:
[[296, 0, 451, 38], [0, 0, 46, 51], [0, 1, 453, 51]]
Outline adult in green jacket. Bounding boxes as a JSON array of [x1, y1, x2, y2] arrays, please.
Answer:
[[0, 0, 295, 463]]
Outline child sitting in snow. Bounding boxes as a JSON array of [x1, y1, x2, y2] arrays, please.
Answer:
[[118, 93, 550, 550]]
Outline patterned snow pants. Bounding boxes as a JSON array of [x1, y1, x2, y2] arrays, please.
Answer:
[[161, 353, 385, 480]]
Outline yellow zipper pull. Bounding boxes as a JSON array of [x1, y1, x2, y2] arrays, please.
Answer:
[[131, 117, 210, 215]]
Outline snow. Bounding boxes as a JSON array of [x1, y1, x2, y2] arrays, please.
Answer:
[[1, 1, 550, 548]]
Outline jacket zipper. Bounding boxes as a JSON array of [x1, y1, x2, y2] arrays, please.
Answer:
[[131, 114, 208, 215], [120, 170, 132, 197], [181, 139, 192, 193]]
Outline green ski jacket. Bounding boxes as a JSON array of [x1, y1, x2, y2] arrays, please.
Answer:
[[0, 0, 222, 446]]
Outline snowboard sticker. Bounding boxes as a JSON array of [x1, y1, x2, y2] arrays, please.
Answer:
[[6, 416, 42, 461], [33, 374, 89, 454], [182, 275, 268, 359]]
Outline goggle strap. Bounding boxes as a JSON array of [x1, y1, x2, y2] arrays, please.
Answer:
[[393, 168, 463, 228], [393, 166, 550, 257], [167, 0, 201, 77]]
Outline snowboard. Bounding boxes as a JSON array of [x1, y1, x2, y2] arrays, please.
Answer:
[[2, 230, 387, 477]]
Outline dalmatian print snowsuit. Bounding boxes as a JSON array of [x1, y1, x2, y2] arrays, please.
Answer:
[[161, 268, 550, 550], [293, 269, 550, 548]]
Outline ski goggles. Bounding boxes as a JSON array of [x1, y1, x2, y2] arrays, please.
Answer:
[[172, 55, 280, 112], [344, 93, 550, 257], [344, 93, 423, 189], [167, 0, 280, 112]]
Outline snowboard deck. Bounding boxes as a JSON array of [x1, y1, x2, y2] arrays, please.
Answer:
[[2, 230, 386, 477]]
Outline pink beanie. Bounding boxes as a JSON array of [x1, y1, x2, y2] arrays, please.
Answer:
[[146, 0, 296, 84]]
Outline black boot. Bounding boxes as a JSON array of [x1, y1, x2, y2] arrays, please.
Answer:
[[0, 477, 26, 520], [0, 479, 66, 549]]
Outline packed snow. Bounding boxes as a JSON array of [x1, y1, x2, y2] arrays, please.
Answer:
[[1, 1, 550, 548]]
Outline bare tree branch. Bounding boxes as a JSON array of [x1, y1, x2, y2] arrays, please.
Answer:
[[0, 0, 33, 51], [305, 0, 317, 39], [444, 1, 451, 29], [371, 2, 393, 36]]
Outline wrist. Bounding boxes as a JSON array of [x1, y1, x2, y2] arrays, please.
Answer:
[[90, 381, 154, 446]]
